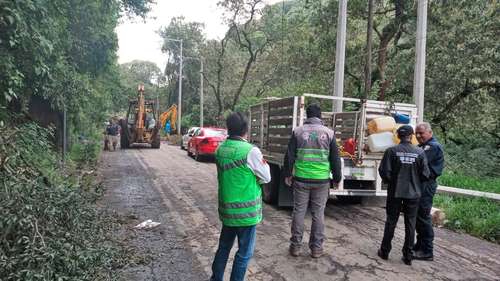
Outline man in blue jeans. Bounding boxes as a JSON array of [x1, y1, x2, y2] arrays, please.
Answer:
[[210, 112, 271, 281]]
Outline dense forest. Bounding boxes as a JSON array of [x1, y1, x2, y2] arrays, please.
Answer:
[[2, 0, 497, 175], [0, 0, 498, 278], [157, 0, 499, 177]]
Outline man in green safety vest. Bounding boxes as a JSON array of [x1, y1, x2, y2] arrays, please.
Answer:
[[210, 112, 271, 281], [284, 104, 342, 258]]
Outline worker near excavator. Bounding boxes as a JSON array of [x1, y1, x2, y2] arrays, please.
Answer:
[[413, 122, 444, 261], [210, 112, 271, 281], [105, 118, 120, 151], [378, 125, 430, 265], [283, 104, 342, 258]]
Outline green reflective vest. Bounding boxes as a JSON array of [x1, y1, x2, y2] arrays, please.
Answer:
[[292, 120, 333, 180], [294, 148, 331, 179], [215, 139, 262, 227]]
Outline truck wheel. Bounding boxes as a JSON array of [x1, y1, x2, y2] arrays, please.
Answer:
[[151, 134, 160, 149], [119, 120, 129, 149], [120, 134, 129, 149], [262, 164, 280, 204]]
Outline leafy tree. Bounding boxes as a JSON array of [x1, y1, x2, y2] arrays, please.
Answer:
[[159, 16, 206, 125]]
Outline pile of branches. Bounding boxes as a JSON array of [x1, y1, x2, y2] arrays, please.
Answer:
[[0, 119, 115, 280]]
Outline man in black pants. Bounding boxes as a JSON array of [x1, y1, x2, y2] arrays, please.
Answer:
[[413, 122, 444, 261], [378, 125, 430, 265]]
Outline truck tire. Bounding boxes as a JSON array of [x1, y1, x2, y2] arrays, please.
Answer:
[[151, 134, 160, 149], [262, 164, 280, 204], [119, 119, 129, 149], [120, 134, 129, 149]]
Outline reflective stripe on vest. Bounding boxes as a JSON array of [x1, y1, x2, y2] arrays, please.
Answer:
[[217, 158, 247, 171], [218, 196, 262, 220], [220, 211, 260, 219], [294, 148, 330, 179], [219, 197, 260, 209], [296, 148, 329, 162]]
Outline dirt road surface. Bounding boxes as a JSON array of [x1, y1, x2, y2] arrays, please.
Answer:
[[100, 143, 500, 281]]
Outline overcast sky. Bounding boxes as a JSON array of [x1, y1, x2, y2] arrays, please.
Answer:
[[117, 0, 283, 70]]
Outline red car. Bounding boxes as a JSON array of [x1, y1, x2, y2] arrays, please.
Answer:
[[187, 127, 227, 161]]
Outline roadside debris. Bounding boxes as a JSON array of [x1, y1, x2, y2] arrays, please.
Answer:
[[431, 207, 446, 226], [134, 219, 161, 230]]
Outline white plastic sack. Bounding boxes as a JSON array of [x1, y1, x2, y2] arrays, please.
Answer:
[[134, 219, 161, 230]]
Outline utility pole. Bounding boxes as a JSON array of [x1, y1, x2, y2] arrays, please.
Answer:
[[184, 56, 204, 127], [333, 0, 348, 113], [364, 0, 374, 99], [178, 41, 183, 135], [413, 0, 428, 123], [156, 76, 160, 117], [200, 59, 204, 127]]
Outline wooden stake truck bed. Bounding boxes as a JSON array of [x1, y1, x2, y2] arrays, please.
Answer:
[[248, 94, 418, 206]]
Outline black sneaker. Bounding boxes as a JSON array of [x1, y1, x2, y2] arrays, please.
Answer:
[[413, 250, 434, 261], [377, 249, 388, 260], [402, 256, 412, 266]]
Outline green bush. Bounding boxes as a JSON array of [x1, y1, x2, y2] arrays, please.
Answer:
[[0, 121, 116, 280], [69, 140, 101, 168], [434, 195, 500, 243]]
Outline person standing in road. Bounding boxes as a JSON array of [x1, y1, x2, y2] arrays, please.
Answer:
[[413, 122, 444, 261], [210, 112, 271, 281], [283, 104, 342, 258], [106, 118, 120, 151], [104, 121, 111, 151], [378, 125, 430, 265]]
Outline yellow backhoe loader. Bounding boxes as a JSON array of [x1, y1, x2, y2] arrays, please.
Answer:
[[119, 85, 161, 149]]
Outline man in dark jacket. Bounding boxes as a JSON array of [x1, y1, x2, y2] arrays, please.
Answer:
[[378, 125, 430, 265], [413, 122, 444, 261], [106, 119, 120, 151], [283, 104, 342, 258]]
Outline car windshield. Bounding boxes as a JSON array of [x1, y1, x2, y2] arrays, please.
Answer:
[[204, 129, 226, 137]]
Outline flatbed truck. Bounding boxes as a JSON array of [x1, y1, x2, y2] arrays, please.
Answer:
[[248, 93, 418, 206]]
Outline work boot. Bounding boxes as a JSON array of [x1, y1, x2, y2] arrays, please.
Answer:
[[402, 255, 412, 266], [310, 248, 323, 258], [289, 245, 300, 257], [413, 250, 434, 261], [377, 249, 388, 260]]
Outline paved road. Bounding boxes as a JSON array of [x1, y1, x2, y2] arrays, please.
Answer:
[[100, 143, 500, 281]]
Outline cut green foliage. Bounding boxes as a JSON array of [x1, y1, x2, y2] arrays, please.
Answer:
[[434, 195, 500, 243], [0, 120, 119, 280]]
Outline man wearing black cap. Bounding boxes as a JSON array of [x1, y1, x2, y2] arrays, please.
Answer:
[[377, 125, 430, 265]]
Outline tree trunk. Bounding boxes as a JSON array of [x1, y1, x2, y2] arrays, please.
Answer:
[[231, 54, 255, 110]]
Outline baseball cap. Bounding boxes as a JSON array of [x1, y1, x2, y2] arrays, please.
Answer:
[[397, 125, 414, 137]]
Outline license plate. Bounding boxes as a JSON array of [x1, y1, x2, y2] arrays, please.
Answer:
[[351, 168, 365, 177]]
